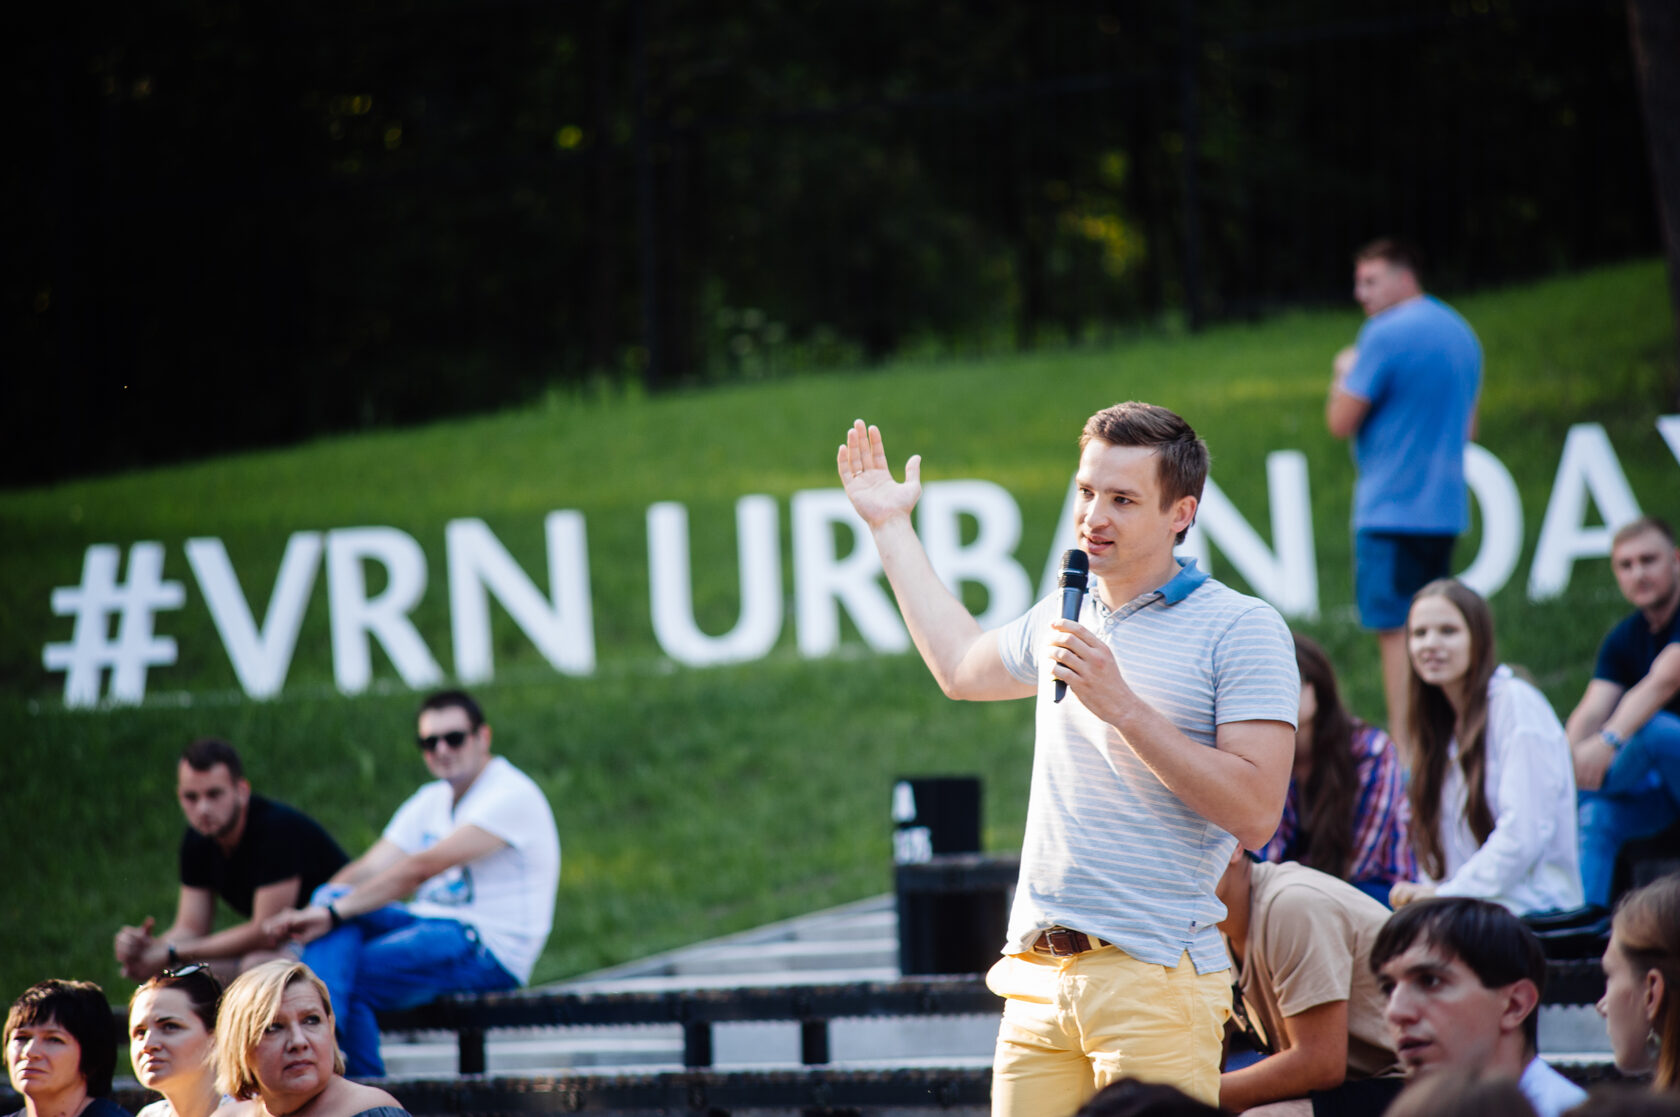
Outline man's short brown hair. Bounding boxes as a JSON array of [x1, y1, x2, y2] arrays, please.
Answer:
[[1611, 515, 1676, 552], [1355, 237, 1423, 281], [1079, 401, 1208, 544]]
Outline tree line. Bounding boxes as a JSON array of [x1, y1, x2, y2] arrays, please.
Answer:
[[8, 0, 1660, 485]]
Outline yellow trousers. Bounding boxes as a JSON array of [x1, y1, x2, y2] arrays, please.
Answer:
[[985, 944, 1230, 1116]]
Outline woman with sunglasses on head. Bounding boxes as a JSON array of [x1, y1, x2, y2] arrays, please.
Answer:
[[129, 965, 230, 1117], [215, 962, 404, 1117], [1388, 578, 1583, 914], [5, 980, 130, 1117]]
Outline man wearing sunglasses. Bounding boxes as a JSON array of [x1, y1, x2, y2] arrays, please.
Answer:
[[264, 689, 561, 1079]]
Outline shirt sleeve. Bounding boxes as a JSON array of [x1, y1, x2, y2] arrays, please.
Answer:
[[995, 595, 1055, 687], [451, 767, 540, 850], [381, 787, 434, 854], [1342, 318, 1394, 405], [1210, 604, 1300, 727], [1264, 883, 1357, 1017]]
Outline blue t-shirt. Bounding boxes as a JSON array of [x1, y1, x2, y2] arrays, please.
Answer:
[[1344, 295, 1482, 534], [1594, 606, 1680, 717]]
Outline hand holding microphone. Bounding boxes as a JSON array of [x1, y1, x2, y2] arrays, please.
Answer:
[[1054, 549, 1089, 703]]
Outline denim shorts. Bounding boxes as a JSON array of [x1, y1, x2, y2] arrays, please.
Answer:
[[1355, 530, 1455, 630]]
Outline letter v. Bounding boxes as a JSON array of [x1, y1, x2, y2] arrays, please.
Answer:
[[185, 534, 323, 699]]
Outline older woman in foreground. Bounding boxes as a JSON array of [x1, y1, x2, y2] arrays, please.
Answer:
[[214, 963, 405, 1117], [5, 980, 130, 1117]]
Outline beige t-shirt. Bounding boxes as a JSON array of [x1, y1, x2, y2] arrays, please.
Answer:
[[1230, 861, 1401, 1080]]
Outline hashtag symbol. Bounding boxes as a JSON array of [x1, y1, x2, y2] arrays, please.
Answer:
[[42, 542, 186, 707]]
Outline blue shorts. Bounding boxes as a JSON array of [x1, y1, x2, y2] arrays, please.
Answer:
[[1355, 530, 1455, 631]]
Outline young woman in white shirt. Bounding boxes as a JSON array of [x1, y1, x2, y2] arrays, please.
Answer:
[[1388, 578, 1583, 915]]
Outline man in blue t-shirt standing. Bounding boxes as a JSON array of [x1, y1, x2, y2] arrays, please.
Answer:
[[1326, 238, 1481, 764], [1565, 516, 1680, 907]]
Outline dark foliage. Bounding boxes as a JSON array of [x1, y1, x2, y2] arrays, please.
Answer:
[[5, 0, 1658, 484]]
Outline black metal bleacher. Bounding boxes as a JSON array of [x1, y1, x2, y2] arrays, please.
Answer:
[[376, 975, 1002, 1075]]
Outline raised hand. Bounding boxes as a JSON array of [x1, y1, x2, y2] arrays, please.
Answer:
[[836, 420, 922, 528]]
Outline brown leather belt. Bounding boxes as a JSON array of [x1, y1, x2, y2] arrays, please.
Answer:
[[1030, 928, 1109, 956]]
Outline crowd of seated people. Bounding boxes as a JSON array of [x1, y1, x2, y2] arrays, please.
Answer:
[[9, 526, 1679, 1117]]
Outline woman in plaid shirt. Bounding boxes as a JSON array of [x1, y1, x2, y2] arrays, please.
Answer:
[[1257, 633, 1415, 906]]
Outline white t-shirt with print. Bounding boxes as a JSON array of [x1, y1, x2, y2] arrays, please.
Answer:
[[384, 755, 560, 983]]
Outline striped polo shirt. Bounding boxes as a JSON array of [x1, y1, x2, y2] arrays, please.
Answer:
[[996, 558, 1299, 974]]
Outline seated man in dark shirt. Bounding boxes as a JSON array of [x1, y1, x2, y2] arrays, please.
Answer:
[[113, 738, 349, 981], [1567, 516, 1680, 907]]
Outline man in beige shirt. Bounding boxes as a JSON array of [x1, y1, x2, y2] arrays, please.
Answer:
[[1216, 849, 1402, 1115]]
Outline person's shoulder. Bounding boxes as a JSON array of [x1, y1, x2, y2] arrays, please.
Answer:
[[329, 1074, 407, 1117], [1187, 576, 1291, 635], [1487, 664, 1553, 712], [1603, 607, 1650, 645], [1258, 863, 1390, 931], [251, 795, 334, 831], [483, 754, 542, 790], [1350, 721, 1396, 760]]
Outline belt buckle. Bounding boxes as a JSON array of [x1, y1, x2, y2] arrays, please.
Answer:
[[1040, 928, 1087, 956]]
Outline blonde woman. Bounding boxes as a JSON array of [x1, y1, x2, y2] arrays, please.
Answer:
[[214, 963, 404, 1117], [130, 965, 228, 1117]]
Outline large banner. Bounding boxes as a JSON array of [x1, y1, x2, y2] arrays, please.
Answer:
[[40, 418, 1680, 708]]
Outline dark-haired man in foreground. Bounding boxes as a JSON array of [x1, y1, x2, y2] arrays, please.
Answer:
[[266, 689, 560, 1078], [1371, 896, 1585, 1117], [113, 738, 348, 981], [837, 403, 1297, 1114]]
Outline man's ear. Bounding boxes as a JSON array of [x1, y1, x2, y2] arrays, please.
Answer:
[[1171, 495, 1198, 538], [1500, 978, 1540, 1036]]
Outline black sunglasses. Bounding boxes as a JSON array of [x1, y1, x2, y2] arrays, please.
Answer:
[[160, 962, 211, 979], [416, 730, 473, 752]]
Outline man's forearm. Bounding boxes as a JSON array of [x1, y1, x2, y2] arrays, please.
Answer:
[[1220, 1046, 1345, 1112], [1105, 706, 1291, 849], [171, 919, 272, 962], [868, 514, 988, 696], [332, 861, 429, 920], [1599, 673, 1680, 744]]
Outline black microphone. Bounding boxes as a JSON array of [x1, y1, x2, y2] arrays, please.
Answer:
[[1054, 548, 1089, 703]]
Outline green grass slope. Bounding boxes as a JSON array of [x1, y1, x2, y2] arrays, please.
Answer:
[[3, 259, 1675, 1004]]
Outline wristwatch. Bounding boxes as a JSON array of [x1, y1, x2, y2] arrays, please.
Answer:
[[1600, 727, 1626, 751]]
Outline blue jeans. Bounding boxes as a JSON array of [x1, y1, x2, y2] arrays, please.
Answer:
[[303, 885, 518, 1078], [1577, 711, 1680, 907]]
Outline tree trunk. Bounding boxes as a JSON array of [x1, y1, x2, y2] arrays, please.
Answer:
[[1627, 0, 1680, 400]]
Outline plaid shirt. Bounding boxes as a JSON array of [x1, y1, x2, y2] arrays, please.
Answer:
[[1258, 723, 1416, 885]]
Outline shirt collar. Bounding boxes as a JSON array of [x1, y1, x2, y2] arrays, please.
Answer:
[[1092, 557, 1208, 622], [1159, 556, 1210, 603]]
